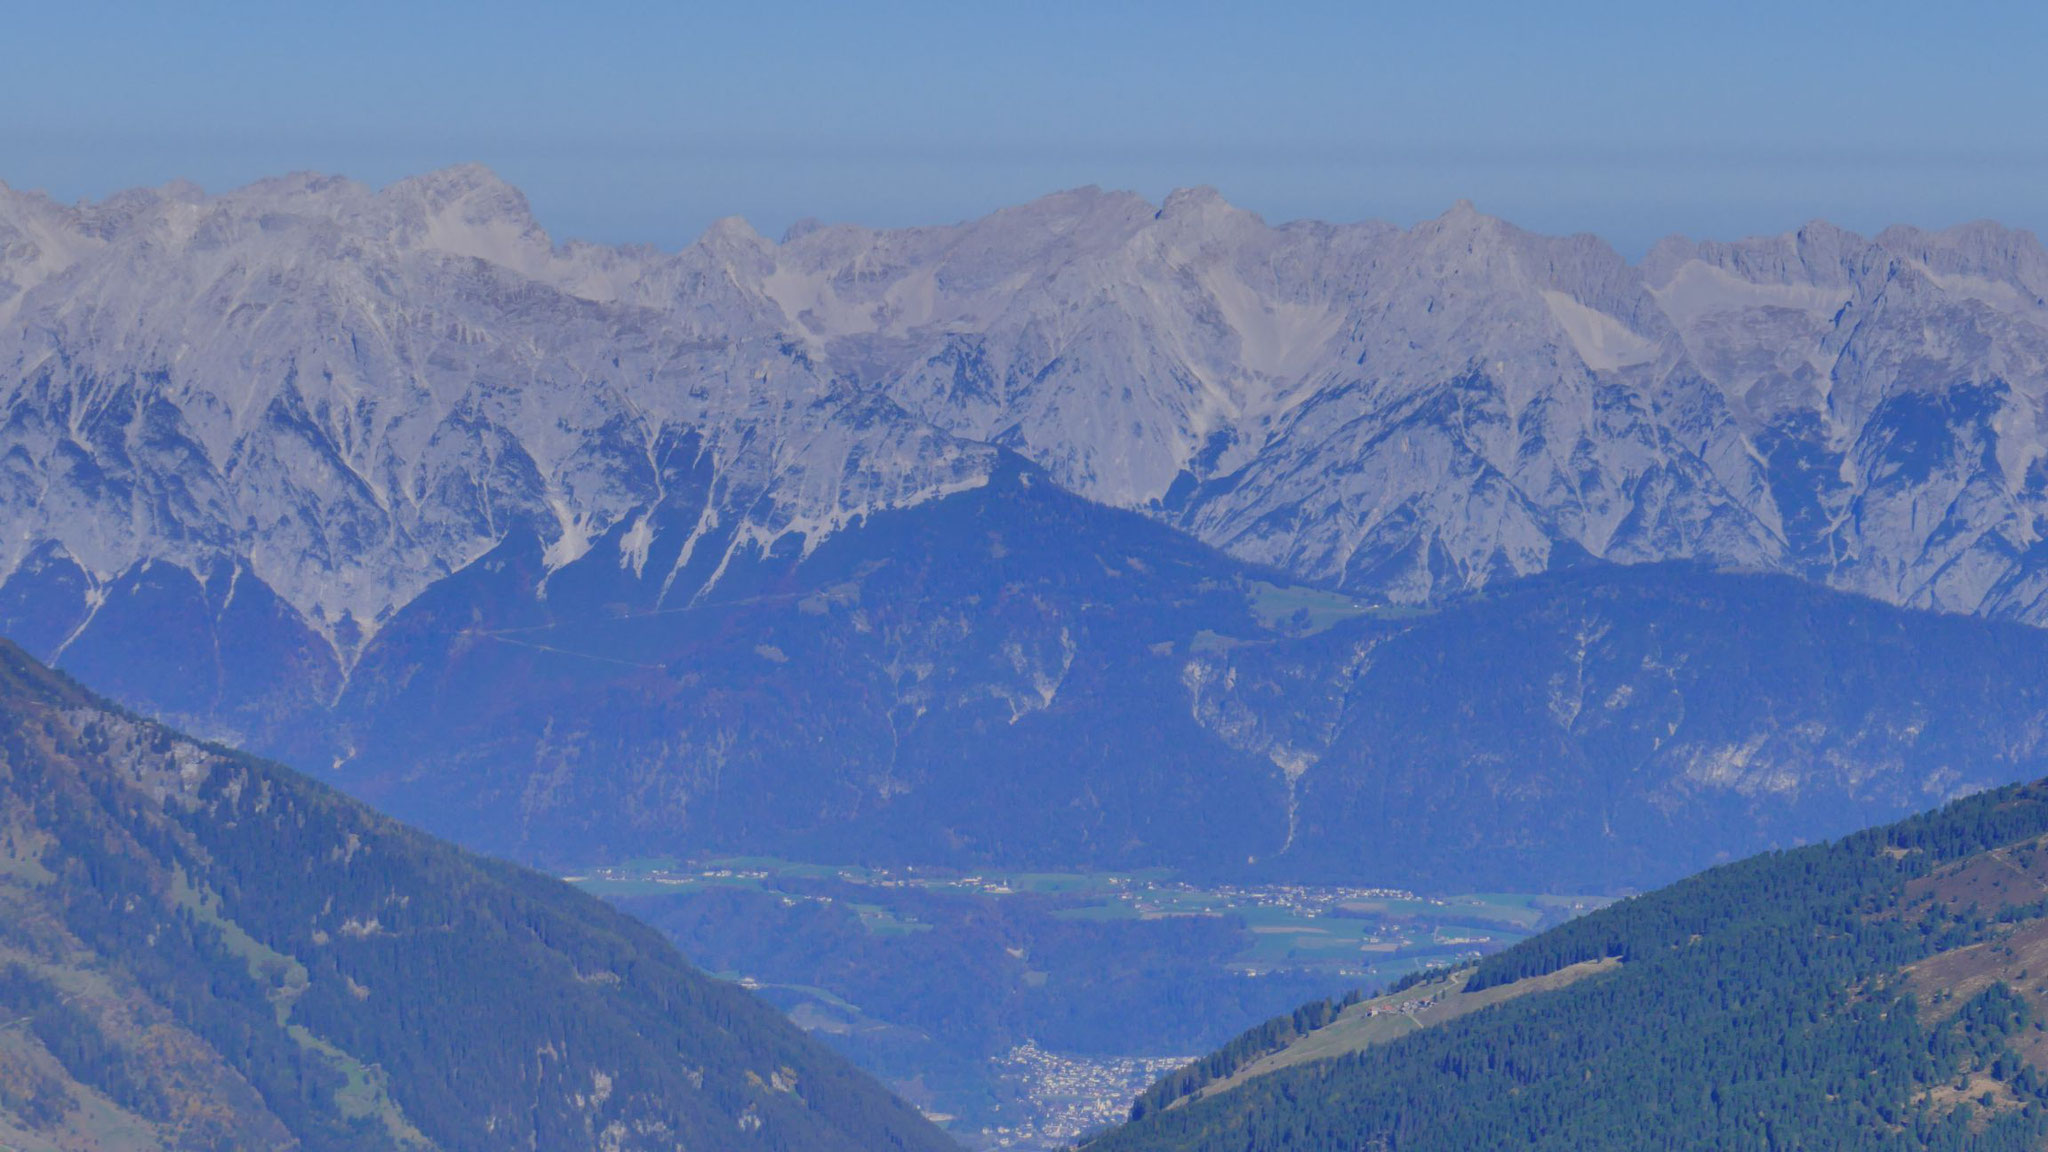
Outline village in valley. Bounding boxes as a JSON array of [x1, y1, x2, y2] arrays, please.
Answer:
[[574, 859, 1606, 981], [569, 858, 1611, 1149]]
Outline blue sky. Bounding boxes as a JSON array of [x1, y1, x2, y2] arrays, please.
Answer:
[[5, 0, 2044, 254]]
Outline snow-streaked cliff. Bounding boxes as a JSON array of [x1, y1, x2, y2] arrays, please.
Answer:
[[9, 165, 2048, 667], [0, 167, 994, 661]]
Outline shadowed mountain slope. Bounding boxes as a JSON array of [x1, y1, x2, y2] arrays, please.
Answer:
[[9, 171, 2048, 895], [12, 169, 2048, 657], [155, 460, 2048, 893], [0, 640, 955, 1152]]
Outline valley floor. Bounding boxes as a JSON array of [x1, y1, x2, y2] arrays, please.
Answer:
[[572, 858, 1610, 1149]]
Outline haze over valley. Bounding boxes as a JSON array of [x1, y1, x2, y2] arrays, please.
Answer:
[[9, 167, 2048, 1143], [5, 4, 2046, 1143]]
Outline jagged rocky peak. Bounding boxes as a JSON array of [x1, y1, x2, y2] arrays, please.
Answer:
[[1643, 216, 2048, 319], [698, 213, 767, 248], [1154, 184, 1262, 237], [968, 182, 1156, 240], [0, 167, 1003, 671], [385, 161, 530, 216], [1876, 219, 2048, 313], [1415, 196, 1496, 240], [0, 183, 104, 317], [380, 162, 559, 277], [12, 166, 2048, 690], [739, 184, 1160, 343]]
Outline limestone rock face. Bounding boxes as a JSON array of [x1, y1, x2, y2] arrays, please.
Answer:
[[11, 169, 2048, 890], [734, 194, 2048, 622], [0, 167, 996, 666], [12, 168, 2048, 667]]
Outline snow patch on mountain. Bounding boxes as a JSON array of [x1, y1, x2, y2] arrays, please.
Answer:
[[1540, 290, 1661, 371], [0, 171, 1000, 661], [14, 166, 2048, 661]]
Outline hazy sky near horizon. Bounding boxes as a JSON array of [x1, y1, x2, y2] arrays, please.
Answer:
[[6, 0, 2045, 255]]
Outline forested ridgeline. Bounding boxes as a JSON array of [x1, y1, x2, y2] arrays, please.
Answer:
[[1089, 781, 2048, 1152], [1126, 990, 1362, 1121], [0, 639, 953, 1152]]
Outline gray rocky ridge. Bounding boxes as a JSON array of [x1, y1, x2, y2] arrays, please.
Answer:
[[6, 165, 2048, 666]]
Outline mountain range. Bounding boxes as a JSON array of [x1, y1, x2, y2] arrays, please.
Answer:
[[9, 169, 2048, 891], [10, 166, 2048, 649], [14, 167, 2048, 1148]]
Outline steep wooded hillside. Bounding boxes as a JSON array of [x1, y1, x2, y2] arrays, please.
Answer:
[[1089, 780, 2048, 1151], [0, 640, 954, 1152]]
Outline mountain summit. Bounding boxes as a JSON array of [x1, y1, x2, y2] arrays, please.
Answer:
[[8, 169, 2048, 669], [11, 170, 2048, 888]]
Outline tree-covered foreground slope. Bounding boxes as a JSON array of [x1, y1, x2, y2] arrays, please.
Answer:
[[1088, 779, 2048, 1151], [0, 640, 953, 1152]]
